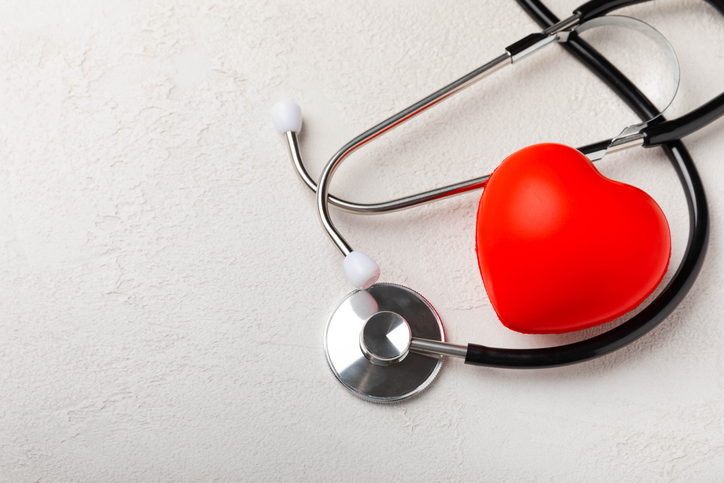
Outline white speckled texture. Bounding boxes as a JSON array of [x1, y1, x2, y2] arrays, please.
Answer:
[[1, 0, 724, 480]]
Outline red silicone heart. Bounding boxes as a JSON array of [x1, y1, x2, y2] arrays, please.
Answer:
[[476, 143, 671, 334]]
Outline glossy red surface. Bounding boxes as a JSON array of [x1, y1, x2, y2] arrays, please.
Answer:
[[476, 143, 671, 334]]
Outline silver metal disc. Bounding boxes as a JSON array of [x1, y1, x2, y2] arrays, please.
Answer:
[[324, 283, 445, 403]]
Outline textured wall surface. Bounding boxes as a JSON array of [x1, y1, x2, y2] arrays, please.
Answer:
[[1, 0, 724, 481]]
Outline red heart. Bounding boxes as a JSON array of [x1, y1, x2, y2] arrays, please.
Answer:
[[476, 143, 671, 334]]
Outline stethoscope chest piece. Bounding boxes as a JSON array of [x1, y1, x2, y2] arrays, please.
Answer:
[[325, 283, 445, 403]]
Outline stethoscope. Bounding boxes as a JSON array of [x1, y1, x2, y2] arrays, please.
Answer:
[[273, 0, 724, 402]]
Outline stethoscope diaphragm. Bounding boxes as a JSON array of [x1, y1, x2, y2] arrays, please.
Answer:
[[325, 284, 445, 403]]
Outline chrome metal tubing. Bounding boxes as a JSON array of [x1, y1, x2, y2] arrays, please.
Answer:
[[286, 131, 314, 191], [507, 14, 581, 63], [287, 131, 490, 214], [289, 129, 640, 214], [607, 132, 645, 154], [584, 133, 643, 161], [542, 13, 581, 35], [316, 53, 512, 255], [410, 338, 467, 359], [292, 128, 642, 219], [509, 33, 559, 63], [287, 13, 665, 222]]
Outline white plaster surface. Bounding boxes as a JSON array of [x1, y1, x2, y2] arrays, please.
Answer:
[[1, 0, 724, 480]]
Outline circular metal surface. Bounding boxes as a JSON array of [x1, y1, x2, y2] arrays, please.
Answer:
[[325, 283, 445, 403], [359, 311, 412, 366]]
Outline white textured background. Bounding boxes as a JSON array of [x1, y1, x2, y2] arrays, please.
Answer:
[[1, 0, 724, 481]]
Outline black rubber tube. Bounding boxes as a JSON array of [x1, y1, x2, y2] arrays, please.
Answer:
[[574, 0, 650, 22], [464, 0, 714, 367], [643, 92, 724, 146]]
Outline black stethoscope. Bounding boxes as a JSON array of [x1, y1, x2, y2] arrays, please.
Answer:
[[273, 0, 723, 402]]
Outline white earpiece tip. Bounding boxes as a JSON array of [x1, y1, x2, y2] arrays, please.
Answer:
[[343, 251, 381, 290], [271, 100, 302, 134]]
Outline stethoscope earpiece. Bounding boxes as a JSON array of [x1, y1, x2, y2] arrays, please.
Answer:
[[343, 251, 380, 290]]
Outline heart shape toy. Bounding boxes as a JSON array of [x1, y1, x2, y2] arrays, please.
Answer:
[[476, 143, 671, 334]]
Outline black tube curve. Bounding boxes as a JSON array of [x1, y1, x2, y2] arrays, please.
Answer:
[[643, 92, 724, 146], [574, 0, 650, 22]]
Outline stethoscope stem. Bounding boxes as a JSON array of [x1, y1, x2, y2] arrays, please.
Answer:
[[358, 309, 468, 364], [410, 338, 468, 359]]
